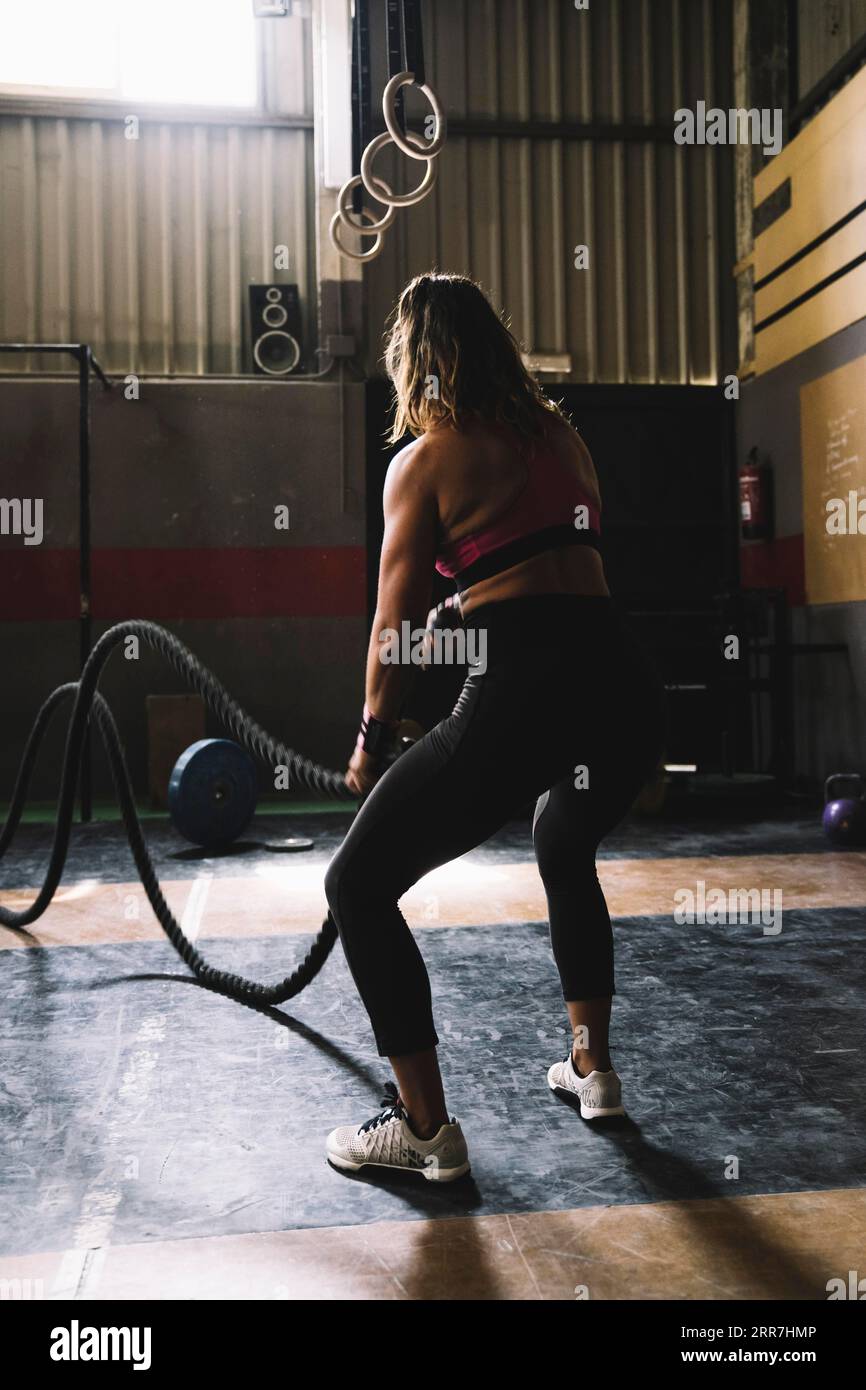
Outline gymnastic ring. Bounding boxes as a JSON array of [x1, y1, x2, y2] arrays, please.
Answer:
[[382, 70, 447, 160], [360, 131, 438, 209], [336, 173, 396, 235], [328, 206, 385, 263]]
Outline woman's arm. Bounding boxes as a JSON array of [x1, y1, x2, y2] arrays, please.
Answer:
[[345, 439, 438, 794]]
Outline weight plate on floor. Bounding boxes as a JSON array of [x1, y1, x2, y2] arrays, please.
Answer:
[[264, 837, 314, 852], [168, 738, 258, 848]]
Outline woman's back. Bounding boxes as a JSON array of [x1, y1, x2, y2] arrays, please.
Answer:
[[424, 411, 609, 611]]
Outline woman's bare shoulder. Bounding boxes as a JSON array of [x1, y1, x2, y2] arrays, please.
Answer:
[[540, 408, 591, 459]]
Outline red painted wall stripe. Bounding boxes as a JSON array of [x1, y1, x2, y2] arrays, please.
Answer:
[[0, 547, 367, 621], [739, 534, 806, 607]]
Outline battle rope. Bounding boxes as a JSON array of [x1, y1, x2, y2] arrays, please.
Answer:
[[0, 620, 355, 1006]]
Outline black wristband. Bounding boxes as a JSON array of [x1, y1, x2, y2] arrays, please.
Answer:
[[360, 709, 397, 758]]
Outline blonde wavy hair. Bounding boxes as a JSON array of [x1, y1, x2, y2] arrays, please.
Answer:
[[383, 272, 566, 445]]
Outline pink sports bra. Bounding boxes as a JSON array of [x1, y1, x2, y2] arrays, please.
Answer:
[[434, 439, 602, 593]]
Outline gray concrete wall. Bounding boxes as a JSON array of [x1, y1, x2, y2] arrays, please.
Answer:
[[0, 378, 368, 801]]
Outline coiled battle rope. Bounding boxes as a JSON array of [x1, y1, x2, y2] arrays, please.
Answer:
[[0, 620, 355, 1005]]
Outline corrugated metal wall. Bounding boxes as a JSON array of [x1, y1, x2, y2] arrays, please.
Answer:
[[0, 14, 315, 375], [0, 0, 736, 384], [364, 0, 736, 384], [798, 0, 866, 97]]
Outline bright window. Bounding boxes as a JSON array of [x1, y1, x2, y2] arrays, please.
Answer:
[[0, 0, 258, 107]]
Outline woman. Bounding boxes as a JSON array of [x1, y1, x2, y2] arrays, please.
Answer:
[[324, 273, 665, 1182]]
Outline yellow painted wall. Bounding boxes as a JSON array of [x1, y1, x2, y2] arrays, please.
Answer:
[[754, 66, 866, 376], [800, 355, 866, 603]]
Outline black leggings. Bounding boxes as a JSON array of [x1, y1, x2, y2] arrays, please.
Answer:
[[324, 596, 666, 1057]]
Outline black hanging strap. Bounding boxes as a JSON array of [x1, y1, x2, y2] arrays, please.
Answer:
[[350, 0, 371, 212], [385, 0, 427, 137], [385, 0, 406, 134], [402, 0, 426, 87]]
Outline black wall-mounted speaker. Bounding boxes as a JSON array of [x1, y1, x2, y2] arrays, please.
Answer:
[[248, 283, 303, 376]]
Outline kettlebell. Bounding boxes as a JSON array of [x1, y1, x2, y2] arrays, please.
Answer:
[[822, 773, 866, 847]]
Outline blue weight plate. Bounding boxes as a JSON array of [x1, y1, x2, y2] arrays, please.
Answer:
[[168, 738, 258, 847]]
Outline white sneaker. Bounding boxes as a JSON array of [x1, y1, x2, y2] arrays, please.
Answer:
[[547, 1054, 625, 1119], [326, 1087, 471, 1183]]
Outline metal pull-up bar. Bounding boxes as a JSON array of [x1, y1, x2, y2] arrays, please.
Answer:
[[0, 343, 112, 821]]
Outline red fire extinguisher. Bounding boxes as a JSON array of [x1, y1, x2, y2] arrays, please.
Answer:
[[739, 447, 774, 541]]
